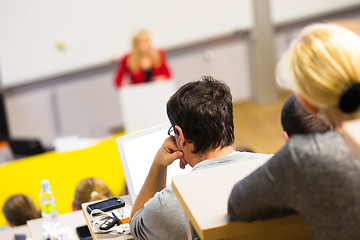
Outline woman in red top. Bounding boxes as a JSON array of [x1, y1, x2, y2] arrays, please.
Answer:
[[114, 30, 172, 87]]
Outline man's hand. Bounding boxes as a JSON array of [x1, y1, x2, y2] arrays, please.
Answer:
[[154, 136, 183, 167], [131, 137, 183, 217]]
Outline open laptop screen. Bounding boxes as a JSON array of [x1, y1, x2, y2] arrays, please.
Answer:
[[117, 123, 191, 202]]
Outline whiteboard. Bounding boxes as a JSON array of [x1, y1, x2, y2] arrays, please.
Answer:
[[0, 0, 252, 88], [1, 0, 360, 88], [270, 0, 360, 25]]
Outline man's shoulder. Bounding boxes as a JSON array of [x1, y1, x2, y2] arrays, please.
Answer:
[[144, 186, 179, 208], [131, 186, 184, 221], [233, 152, 272, 160], [193, 152, 272, 171], [130, 186, 187, 240]]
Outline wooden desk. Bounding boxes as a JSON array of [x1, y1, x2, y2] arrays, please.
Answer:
[[82, 195, 133, 240], [27, 210, 86, 240], [172, 158, 314, 240], [0, 225, 29, 240]]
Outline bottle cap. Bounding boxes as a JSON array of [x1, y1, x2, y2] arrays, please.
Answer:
[[41, 180, 50, 191]]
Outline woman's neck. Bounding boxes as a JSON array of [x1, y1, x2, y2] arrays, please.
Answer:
[[139, 51, 150, 57], [321, 107, 356, 129]]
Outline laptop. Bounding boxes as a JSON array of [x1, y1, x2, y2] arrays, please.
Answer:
[[116, 123, 192, 203]]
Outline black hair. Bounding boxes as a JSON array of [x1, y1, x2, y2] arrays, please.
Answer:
[[281, 95, 331, 137], [166, 75, 234, 155], [339, 83, 360, 114]]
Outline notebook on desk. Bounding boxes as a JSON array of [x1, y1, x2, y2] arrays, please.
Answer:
[[116, 123, 191, 203]]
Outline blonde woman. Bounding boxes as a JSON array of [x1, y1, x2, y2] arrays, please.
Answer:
[[72, 178, 113, 211], [114, 30, 171, 87], [228, 24, 360, 239]]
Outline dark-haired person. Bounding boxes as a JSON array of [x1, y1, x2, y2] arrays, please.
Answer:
[[3, 194, 41, 227], [130, 76, 269, 240], [228, 24, 360, 240], [281, 94, 331, 141]]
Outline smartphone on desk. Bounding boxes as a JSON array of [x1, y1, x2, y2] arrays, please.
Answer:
[[76, 225, 92, 240], [87, 196, 125, 214], [14, 235, 26, 240]]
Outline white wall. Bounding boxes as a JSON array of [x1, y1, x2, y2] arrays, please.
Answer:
[[0, 0, 250, 87], [5, 35, 252, 146], [5, 7, 360, 147], [270, 0, 360, 24], [2, 0, 360, 87], [170, 36, 252, 101], [5, 86, 57, 145], [54, 72, 122, 138]]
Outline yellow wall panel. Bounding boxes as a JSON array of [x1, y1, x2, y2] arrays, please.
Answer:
[[0, 134, 126, 227]]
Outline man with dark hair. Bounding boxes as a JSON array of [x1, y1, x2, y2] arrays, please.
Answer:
[[281, 95, 331, 141], [130, 76, 269, 240]]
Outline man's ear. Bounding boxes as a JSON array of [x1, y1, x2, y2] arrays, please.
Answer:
[[71, 201, 77, 212], [175, 125, 186, 148], [283, 131, 289, 142], [296, 94, 319, 114], [7, 221, 14, 228]]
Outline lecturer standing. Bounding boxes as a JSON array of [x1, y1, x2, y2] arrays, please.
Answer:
[[114, 30, 172, 87]]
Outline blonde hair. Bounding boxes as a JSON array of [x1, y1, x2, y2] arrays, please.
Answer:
[[286, 23, 360, 113], [128, 30, 161, 72], [73, 178, 113, 210]]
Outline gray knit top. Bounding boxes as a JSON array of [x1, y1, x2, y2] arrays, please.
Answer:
[[228, 131, 360, 240]]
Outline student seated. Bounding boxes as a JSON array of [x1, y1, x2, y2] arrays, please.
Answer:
[[130, 76, 269, 240], [2, 194, 41, 227], [72, 178, 113, 211], [228, 24, 360, 240], [281, 94, 331, 141]]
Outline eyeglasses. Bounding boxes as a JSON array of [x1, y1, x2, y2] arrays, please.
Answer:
[[168, 125, 175, 136], [168, 125, 191, 143]]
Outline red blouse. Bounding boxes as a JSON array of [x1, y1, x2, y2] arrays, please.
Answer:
[[113, 49, 171, 87]]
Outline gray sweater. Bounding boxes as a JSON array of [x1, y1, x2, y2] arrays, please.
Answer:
[[130, 151, 270, 240], [228, 131, 360, 240]]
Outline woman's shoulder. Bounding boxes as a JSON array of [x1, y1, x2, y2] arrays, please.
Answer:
[[156, 49, 166, 56], [289, 131, 341, 150], [122, 53, 131, 61], [119, 53, 132, 69], [288, 131, 338, 153], [287, 131, 357, 165]]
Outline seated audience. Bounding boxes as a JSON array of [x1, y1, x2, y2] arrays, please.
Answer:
[[228, 24, 360, 240], [130, 76, 269, 240], [2, 194, 41, 226], [114, 30, 172, 87], [72, 178, 113, 211], [281, 94, 331, 141]]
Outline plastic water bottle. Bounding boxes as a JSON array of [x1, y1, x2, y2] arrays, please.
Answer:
[[40, 180, 59, 231]]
